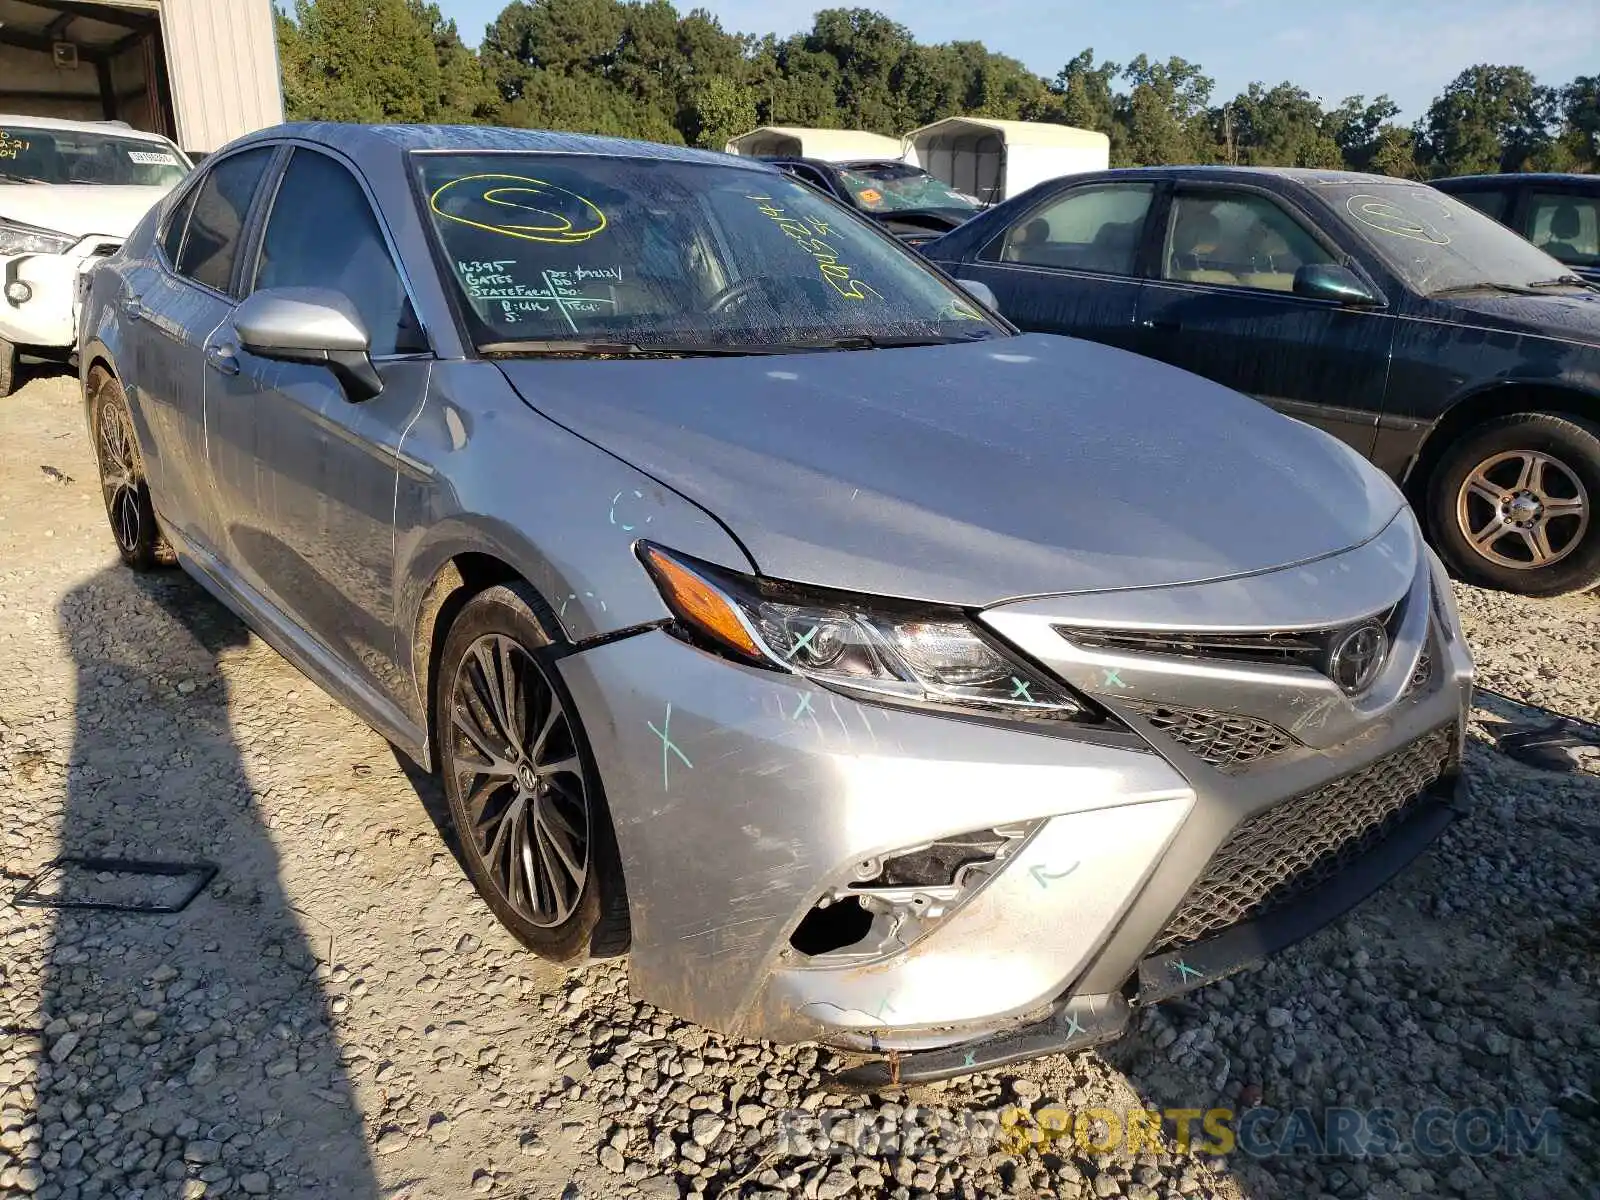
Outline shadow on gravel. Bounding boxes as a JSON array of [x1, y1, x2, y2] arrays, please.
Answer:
[[26, 566, 378, 1198]]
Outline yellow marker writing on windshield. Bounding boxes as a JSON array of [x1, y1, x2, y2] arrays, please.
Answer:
[[431, 174, 608, 245]]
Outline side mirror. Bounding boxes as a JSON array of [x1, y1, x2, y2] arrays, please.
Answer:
[[955, 278, 999, 311], [233, 286, 382, 401], [1294, 263, 1379, 307]]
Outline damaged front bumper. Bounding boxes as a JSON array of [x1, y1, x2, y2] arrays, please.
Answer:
[[557, 576, 1472, 1077]]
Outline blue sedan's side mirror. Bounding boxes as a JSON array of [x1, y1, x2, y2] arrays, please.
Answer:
[[1294, 263, 1380, 306], [955, 278, 999, 311]]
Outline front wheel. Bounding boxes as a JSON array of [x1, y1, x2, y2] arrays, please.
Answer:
[[1428, 412, 1600, 597], [434, 583, 630, 962]]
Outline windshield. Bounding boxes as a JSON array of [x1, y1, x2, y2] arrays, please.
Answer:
[[1321, 182, 1579, 296], [414, 153, 1001, 351], [836, 164, 982, 215], [0, 125, 189, 186]]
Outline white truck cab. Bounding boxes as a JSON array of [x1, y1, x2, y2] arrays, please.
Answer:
[[1, 117, 191, 396]]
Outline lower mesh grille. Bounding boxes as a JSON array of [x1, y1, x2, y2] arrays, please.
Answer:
[[1125, 702, 1298, 772], [1150, 725, 1455, 954]]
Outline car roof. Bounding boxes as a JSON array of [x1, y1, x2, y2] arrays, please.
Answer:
[[0, 114, 174, 144], [223, 122, 774, 180], [1435, 172, 1600, 187], [1061, 165, 1415, 187]]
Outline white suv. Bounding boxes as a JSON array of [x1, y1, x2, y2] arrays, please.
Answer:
[[1, 115, 191, 396]]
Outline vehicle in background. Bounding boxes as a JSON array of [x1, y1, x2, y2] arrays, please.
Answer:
[[924, 167, 1600, 597], [1434, 173, 1600, 284], [1, 116, 191, 396], [79, 124, 1470, 1088], [0, 0, 282, 161], [904, 118, 1111, 204], [762, 156, 982, 245]]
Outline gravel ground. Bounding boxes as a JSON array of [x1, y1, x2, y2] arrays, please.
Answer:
[[2, 368, 1597, 1200]]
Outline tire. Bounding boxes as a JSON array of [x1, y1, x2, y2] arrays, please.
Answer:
[[433, 582, 630, 962], [0, 337, 15, 398], [1428, 411, 1600, 597], [88, 367, 176, 571]]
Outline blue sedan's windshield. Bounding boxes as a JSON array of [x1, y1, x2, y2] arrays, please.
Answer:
[[412, 153, 1002, 350]]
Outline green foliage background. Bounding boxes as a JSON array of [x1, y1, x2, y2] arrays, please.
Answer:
[[276, 0, 1599, 177]]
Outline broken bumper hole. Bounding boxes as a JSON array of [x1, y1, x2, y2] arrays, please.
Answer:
[[788, 824, 1035, 960]]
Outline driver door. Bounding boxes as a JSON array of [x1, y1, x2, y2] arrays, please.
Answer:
[[203, 145, 431, 709]]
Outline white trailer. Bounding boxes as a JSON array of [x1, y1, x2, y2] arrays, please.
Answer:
[[725, 126, 906, 163], [903, 117, 1110, 204], [0, 0, 283, 155]]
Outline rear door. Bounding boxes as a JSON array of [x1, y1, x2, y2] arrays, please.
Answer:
[[124, 144, 277, 554], [1134, 183, 1396, 456], [201, 144, 431, 707], [952, 180, 1158, 352]]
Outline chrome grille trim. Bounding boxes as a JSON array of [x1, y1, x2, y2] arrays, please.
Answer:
[[1150, 725, 1455, 954]]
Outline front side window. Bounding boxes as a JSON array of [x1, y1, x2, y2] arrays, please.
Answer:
[[1322, 182, 1577, 295], [413, 154, 1005, 350], [160, 183, 199, 265], [1163, 192, 1334, 292], [176, 147, 273, 294], [1528, 192, 1600, 268], [0, 124, 190, 187], [254, 149, 419, 355], [990, 184, 1153, 275]]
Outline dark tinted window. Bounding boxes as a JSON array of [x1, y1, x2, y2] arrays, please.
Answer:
[[991, 184, 1153, 275], [176, 147, 272, 293], [1163, 191, 1333, 292], [160, 183, 198, 265], [1449, 188, 1511, 221], [254, 148, 417, 356]]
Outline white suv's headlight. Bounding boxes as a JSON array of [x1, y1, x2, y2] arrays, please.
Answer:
[[639, 542, 1103, 724], [0, 218, 76, 256]]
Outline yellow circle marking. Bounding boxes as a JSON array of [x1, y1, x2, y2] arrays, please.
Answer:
[[430, 173, 608, 245]]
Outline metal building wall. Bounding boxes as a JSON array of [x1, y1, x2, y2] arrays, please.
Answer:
[[157, 0, 283, 152]]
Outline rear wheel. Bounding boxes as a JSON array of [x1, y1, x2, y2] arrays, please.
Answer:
[[1428, 411, 1600, 596], [89, 368, 175, 571], [434, 583, 630, 962]]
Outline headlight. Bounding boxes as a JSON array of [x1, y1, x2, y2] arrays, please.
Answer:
[[0, 218, 76, 256], [638, 543, 1096, 723]]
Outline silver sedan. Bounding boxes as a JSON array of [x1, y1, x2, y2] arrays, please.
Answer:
[[78, 122, 1473, 1088]]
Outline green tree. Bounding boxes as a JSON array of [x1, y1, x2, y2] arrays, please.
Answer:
[[1218, 82, 1342, 167], [1368, 125, 1421, 178], [1117, 54, 1213, 165], [281, 0, 446, 122], [1324, 94, 1400, 171], [1420, 64, 1555, 175], [1051, 49, 1119, 134], [685, 73, 756, 147]]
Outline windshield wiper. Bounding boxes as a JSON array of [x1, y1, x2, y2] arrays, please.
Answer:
[[480, 331, 1000, 358], [1526, 276, 1592, 289], [0, 172, 44, 185], [1426, 282, 1544, 298]]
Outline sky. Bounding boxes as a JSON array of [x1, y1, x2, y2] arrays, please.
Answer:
[[441, 0, 1599, 122]]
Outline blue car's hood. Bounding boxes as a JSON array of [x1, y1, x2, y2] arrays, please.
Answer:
[[497, 333, 1404, 605]]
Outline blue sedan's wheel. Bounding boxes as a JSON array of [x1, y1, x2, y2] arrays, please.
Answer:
[[1431, 412, 1600, 597], [435, 583, 630, 961]]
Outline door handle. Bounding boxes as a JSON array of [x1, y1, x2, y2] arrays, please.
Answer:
[[205, 343, 240, 376], [123, 296, 146, 322]]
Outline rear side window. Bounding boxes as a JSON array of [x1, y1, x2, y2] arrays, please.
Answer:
[[1528, 192, 1600, 268], [989, 184, 1153, 275], [176, 146, 273, 293], [253, 148, 419, 355], [160, 184, 199, 265], [1448, 188, 1512, 222]]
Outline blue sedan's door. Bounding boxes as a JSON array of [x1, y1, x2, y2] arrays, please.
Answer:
[[202, 146, 430, 712], [1134, 185, 1396, 458], [948, 180, 1158, 353]]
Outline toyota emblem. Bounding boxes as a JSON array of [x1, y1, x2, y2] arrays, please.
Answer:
[[1328, 622, 1388, 694]]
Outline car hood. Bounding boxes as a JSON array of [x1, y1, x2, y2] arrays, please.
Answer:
[[497, 333, 1404, 605], [0, 183, 175, 240], [1429, 290, 1600, 349]]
